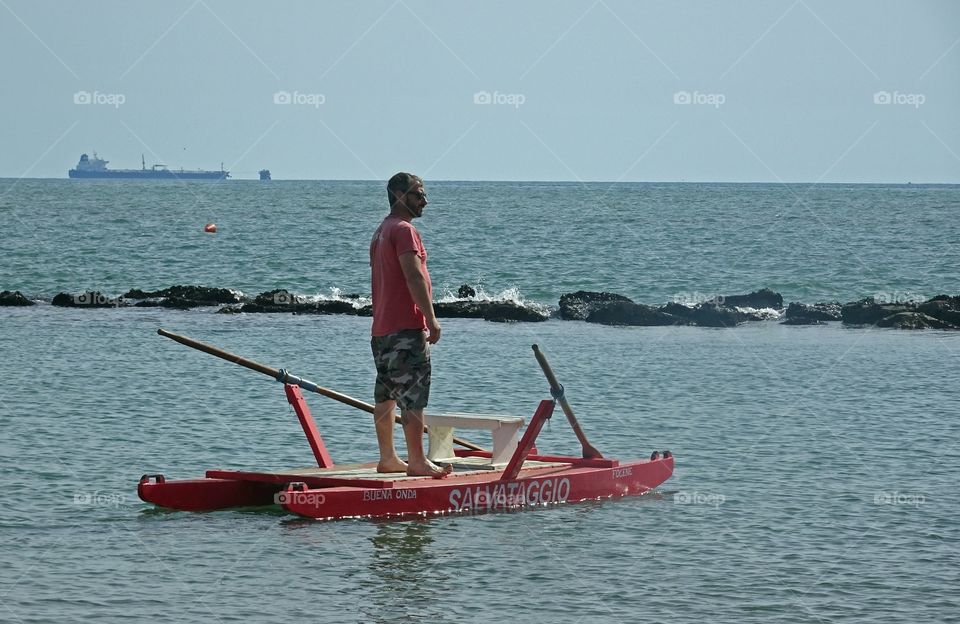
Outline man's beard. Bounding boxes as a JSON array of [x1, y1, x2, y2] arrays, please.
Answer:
[[406, 202, 423, 218]]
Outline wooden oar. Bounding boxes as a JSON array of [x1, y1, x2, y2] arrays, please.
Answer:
[[157, 328, 486, 452], [531, 344, 603, 459]]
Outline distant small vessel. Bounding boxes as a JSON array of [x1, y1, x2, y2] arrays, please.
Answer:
[[68, 153, 229, 180], [259, 169, 271, 181]]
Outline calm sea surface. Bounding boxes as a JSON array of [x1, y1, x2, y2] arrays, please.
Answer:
[[1, 179, 958, 623]]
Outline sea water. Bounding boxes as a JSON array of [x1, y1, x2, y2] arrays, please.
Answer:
[[1, 179, 958, 623]]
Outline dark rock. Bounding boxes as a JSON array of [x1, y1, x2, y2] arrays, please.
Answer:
[[0, 290, 34, 306], [435, 301, 484, 319], [160, 297, 208, 310], [918, 297, 960, 326], [457, 284, 476, 298], [783, 302, 842, 324], [52, 293, 74, 307], [52, 291, 127, 308], [558, 291, 634, 320], [876, 312, 956, 330], [585, 301, 680, 326], [925, 294, 960, 306], [242, 300, 358, 315], [123, 288, 156, 299], [660, 302, 697, 322], [722, 288, 784, 310], [232, 290, 357, 314], [122, 285, 242, 306], [302, 301, 359, 316], [483, 301, 548, 322], [132, 299, 161, 307], [686, 302, 748, 328], [739, 309, 769, 322], [163, 285, 242, 304], [132, 299, 195, 308], [252, 289, 297, 306], [305, 301, 356, 315], [435, 300, 548, 322], [661, 301, 750, 327], [841, 298, 915, 325], [133, 297, 200, 309], [781, 317, 826, 326]]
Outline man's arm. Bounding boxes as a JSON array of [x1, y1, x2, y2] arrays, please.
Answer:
[[398, 251, 441, 344]]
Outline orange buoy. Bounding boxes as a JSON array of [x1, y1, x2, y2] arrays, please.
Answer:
[[203, 223, 217, 233]]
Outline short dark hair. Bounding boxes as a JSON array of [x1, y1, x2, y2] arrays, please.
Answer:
[[387, 172, 423, 206]]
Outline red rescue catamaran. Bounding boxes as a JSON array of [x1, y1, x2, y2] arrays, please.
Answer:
[[138, 330, 674, 520]]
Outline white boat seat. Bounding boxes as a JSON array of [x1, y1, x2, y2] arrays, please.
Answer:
[[424, 413, 525, 466]]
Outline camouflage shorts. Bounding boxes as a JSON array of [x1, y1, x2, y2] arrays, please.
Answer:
[[371, 329, 431, 411]]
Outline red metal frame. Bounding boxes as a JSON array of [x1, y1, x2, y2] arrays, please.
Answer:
[[284, 383, 334, 468], [137, 386, 676, 520], [500, 399, 554, 481]]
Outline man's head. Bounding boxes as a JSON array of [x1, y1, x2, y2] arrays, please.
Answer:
[[387, 172, 427, 219]]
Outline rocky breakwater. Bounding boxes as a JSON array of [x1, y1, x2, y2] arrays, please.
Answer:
[[566, 288, 783, 328], [124, 285, 243, 308], [12, 282, 960, 331], [841, 295, 960, 329], [49, 285, 244, 309], [222, 284, 549, 322], [434, 284, 548, 322], [220, 289, 362, 315], [434, 299, 548, 323], [37, 283, 548, 322], [564, 288, 960, 330]]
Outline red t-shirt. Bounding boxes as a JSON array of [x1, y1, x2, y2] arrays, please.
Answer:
[[370, 215, 431, 336]]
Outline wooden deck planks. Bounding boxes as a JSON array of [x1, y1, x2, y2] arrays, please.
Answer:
[[205, 456, 572, 489]]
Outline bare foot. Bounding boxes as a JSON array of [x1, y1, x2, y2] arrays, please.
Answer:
[[377, 457, 408, 473], [406, 459, 453, 479]]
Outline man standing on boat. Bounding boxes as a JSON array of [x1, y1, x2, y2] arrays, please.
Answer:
[[369, 172, 451, 478]]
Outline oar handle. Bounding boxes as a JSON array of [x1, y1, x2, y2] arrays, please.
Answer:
[[157, 328, 373, 412], [157, 329, 485, 452], [532, 344, 564, 396], [531, 344, 603, 459]]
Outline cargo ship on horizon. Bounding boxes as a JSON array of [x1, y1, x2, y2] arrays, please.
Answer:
[[68, 153, 229, 180]]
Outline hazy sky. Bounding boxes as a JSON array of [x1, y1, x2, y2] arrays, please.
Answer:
[[1, 0, 958, 182]]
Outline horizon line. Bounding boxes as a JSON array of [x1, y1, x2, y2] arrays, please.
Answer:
[[3, 176, 959, 186]]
